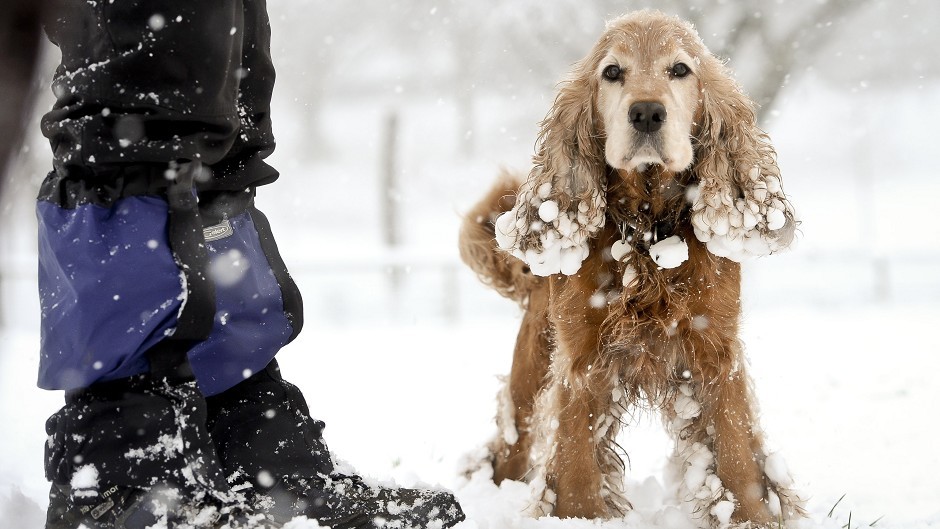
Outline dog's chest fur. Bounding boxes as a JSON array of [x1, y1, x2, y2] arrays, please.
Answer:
[[548, 174, 740, 374]]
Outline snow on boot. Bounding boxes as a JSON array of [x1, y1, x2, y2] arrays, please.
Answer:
[[367, 484, 465, 529], [42, 362, 269, 528], [207, 362, 368, 527], [44, 373, 230, 499], [205, 361, 335, 484], [44, 482, 267, 529], [255, 475, 375, 529]]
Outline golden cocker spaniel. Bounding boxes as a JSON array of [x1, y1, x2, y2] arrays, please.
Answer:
[[460, 10, 802, 527]]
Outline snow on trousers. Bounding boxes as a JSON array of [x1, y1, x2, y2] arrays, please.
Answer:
[[38, 0, 331, 495]]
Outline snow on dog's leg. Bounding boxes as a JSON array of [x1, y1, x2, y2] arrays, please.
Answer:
[[658, 377, 804, 527], [762, 450, 806, 520], [496, 376, 521, 447], [705, 371, 802, 526], [667, 365, 805, 528], [483, 377, 522, 481], [664, 382, 735, 529], [525, 376, 562, 517], [594, 376, 632, 516]]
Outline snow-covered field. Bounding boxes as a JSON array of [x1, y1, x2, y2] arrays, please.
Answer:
[[2, 302, 939, 528]]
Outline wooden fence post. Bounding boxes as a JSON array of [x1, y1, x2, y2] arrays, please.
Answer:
[[380, 111, 404, 307]]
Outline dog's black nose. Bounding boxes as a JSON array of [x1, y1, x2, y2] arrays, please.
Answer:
[[630, 101, 667, 133]]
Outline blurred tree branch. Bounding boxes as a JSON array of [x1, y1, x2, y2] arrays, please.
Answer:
[[485, 0, 877, 122], [746, 0, 872, 117]]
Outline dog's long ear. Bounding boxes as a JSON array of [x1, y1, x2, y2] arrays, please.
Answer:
[[494, 58, 608, 276], [689, 57, 797, 261]]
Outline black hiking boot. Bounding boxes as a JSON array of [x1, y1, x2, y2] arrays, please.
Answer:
[[254, 473, 465, 529], [327, 473, 465, 529], [45, 482, 268, 529]]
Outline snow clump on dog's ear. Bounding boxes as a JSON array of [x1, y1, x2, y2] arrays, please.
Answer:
[[688, 43, 797, 262], [494, 36, 610, 276]]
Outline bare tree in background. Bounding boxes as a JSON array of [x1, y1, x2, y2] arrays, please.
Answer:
[[490, 0, 876, 122], [432, 2, 499, 157], [680, 0, 872, 117]]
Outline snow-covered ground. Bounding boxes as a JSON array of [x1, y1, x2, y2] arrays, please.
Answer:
[[2, 300, 939, 528]]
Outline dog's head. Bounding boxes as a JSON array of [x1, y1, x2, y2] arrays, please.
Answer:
[[593, 13, 702, 175], [495, 10, 797, 274]]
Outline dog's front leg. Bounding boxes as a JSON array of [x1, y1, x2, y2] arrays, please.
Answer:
[[668, 334, 802, 527], [528, 273, 629, 519], [703, 364, 803, 525], [528, 361, 618, 519], [546, 373, 612, 518], [665, 372, 771, 527]]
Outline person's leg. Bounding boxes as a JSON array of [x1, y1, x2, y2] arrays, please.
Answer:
[[37, 165, 264, 528], [36, 0, 464, 525], [37, 0, 264, 524], [188, 190, 366, 529]]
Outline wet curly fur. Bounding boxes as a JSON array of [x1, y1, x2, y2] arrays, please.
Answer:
[[459, 10, 801, 527]]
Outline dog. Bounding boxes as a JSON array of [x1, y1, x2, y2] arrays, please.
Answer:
[[459, 10, 802, 527]]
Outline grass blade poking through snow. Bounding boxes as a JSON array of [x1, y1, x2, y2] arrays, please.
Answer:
[[828, 494, 846, 518]]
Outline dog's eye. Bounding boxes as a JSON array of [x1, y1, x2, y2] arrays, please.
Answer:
[[602, 64, 622, 81], [670, 62, 691, 78]]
